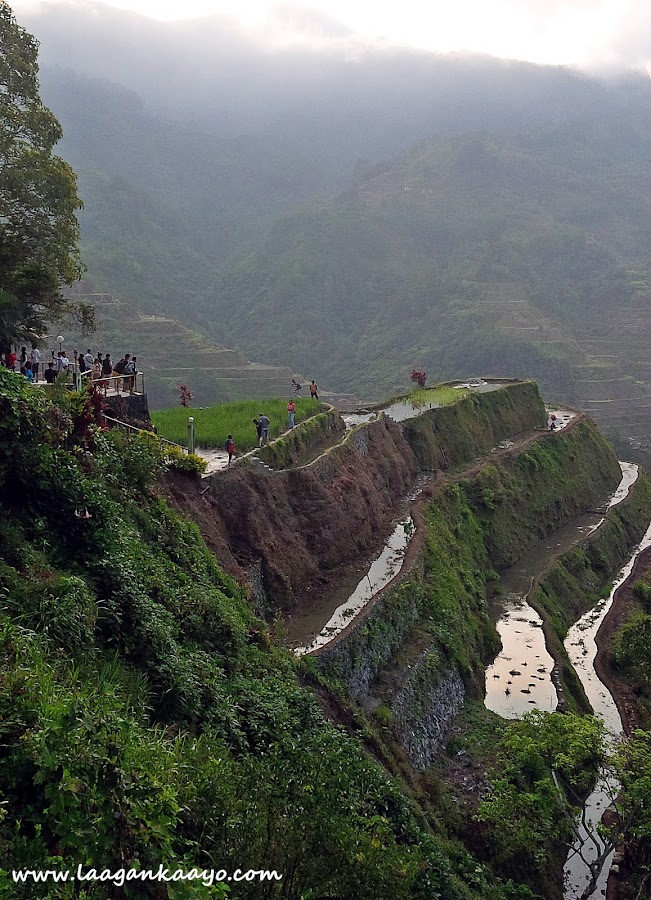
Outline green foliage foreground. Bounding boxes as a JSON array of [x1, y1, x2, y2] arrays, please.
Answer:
[[0, 369, 524, 899]]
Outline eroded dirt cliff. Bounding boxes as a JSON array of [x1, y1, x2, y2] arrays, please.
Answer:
[[163, 417, 418, 611]]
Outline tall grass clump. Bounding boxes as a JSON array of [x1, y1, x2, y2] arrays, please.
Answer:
[[407, 385, 468, 407], [151, 397, 322, 450]]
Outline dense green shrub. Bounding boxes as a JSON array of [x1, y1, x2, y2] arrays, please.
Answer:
[[165, 444, 208, 474], [0, 373, 521, 899]]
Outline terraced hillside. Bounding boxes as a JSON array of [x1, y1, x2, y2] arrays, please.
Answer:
[[207, 124, 651, 445], [572, 272, 651, 447], [58, 292, 294, 409]]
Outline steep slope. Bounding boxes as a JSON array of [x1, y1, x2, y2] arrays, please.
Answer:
[[209, 122, 651, 440], [40, 69, 338, 320], [0, 369, 538, 900], [6, 363, 651, 898]]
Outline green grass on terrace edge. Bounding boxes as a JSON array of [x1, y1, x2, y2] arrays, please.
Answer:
[[151, 397, 323, 451], [377, 384, 470, 409]]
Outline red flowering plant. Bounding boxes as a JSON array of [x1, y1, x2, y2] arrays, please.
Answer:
[[410, 369, 427, 389], [178, 384, 194, 407]]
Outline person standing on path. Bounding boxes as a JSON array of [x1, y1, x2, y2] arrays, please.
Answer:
[[224, 434, 236, 464], [310, 380, 318, 401], [258, 413, 270, 446], [30, 345, 41, 382], [286, 399, 296, 429]]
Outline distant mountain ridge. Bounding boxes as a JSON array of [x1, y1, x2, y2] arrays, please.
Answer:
[[207, 123, 651, 440], [40, 68, 341, 321], [35, 60, 651, 441]]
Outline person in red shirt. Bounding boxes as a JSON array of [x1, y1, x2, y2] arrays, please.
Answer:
[[224, 434, 236, 464], [286, 400, 296, 429], [7, 350, 16, 371]]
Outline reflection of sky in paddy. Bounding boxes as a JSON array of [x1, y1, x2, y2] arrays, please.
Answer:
[[291, 516, 414, 655], [563, 511, 651, 900], [485, 596, 557, 718], [486, 462, 640, 723]]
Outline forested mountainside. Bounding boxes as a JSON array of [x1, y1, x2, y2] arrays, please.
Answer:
[[208, 122, 651, 439], [38, 65, 651, 440], [39, 69, 339, 320], [59, 293, 294, 408]]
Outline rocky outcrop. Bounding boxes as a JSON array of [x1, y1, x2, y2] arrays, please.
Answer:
[[392, 663, 465, 772]]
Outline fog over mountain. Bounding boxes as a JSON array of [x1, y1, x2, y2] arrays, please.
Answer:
[[20, 0, 650, 147]]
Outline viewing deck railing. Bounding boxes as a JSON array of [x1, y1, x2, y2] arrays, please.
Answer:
[[33, 370, 145, 397], [86, 371, 145, 397]]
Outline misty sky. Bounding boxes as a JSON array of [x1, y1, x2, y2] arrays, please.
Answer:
[[11, 0, 651, 70]]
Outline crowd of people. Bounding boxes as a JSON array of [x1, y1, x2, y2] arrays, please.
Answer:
[[87, 352, 139, 394], [1, 345, 44, 383], [1, 345, 140, 393]]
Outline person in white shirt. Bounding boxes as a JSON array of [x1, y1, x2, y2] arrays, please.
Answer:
[[60, 352, 70, 372], [30, 345, 41, 382]]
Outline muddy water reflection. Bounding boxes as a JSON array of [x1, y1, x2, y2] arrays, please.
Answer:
[[381, 382, 503, 424], [563, 467, 649, 900], [288, 516, 414, 656], [285, 477, 429, 654], [485, 594, 557, 717], [485, 462, 639, 720]]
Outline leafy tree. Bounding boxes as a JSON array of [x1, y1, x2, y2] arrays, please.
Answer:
[[612, 730, 651, 896], [476, 711, 606, 882], [0, 1, 88, 348]]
